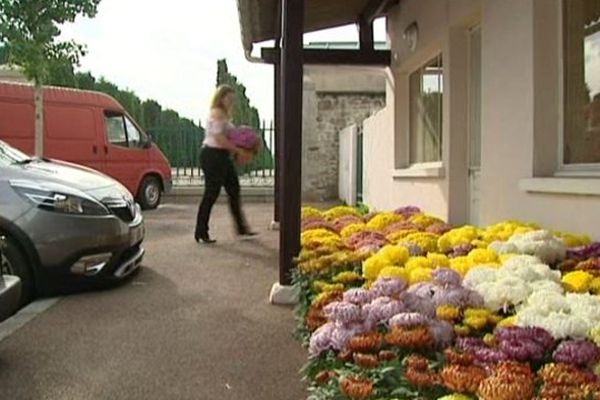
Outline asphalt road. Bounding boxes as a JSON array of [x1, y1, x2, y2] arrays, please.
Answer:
[[0, 199, 307, 400]]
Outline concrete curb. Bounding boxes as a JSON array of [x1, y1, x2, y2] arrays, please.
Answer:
[[0, 298, 61, 343], [165, 186, 274, 203]]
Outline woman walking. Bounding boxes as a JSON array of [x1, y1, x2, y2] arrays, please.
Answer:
[[194, 85, 255, 243]]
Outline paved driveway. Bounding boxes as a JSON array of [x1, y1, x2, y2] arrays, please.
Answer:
[[0, 199, 306, 400]]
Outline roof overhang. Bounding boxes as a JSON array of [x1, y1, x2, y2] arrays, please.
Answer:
[[237, 0, 396, 53]]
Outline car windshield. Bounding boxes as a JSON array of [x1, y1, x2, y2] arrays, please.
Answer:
[[0, 140, 31, 166]]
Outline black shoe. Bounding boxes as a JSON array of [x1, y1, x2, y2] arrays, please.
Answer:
[[238, 230, 258, 239], [195, 233, 216, 244]]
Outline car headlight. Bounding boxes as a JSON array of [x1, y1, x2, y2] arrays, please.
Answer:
[[10, 180, 110, 216]]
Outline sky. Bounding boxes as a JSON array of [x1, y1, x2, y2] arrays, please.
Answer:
[[60, 0, 386, 126]]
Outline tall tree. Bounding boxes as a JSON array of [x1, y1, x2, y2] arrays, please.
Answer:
[[216, 59, 260, 130], [0, 0, 101, 156]]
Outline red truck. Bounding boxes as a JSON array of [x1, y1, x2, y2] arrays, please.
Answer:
[[0, 82, 172, 209]]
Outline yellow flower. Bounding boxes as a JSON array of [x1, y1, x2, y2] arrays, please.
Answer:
[[472, 239, 488, 249], [481, 220, 539, 243], [402, 232, 440, 253], [483, 333, 496, 346], [366, 212, 404, 230], [590, 325, 600, 348], [386, 229, 420, 244], [554, 231, 592, 248], [497, 316, 517, 328], [464, 316, 489, 330], [438, 226, 480, 253], [488, 314, 504, 325], [409, 213, 445, 228], [562, 270, 594, 293], [301, 206, 323, 219], [454, 325, 471, 337], [427, 253, 450, 268], [594, 362, 600, 378], [323, 205, 360, 221], [333, 271, 362, 284], [449, 256, 474, 276], [467, 248, 499, 264], [340, 223, 369, 239], [379, 266, 409, 281], [590, 278, 600, 295], [405, 256, 434, 271], [363, 256, 392, 281], [437, 395, 472, 400], [313, 281, 344, 293], [464, 308, 492, 320], [436, 305, 460, 321], [408, 267, 433, 285], [377, 245, 410, 266]]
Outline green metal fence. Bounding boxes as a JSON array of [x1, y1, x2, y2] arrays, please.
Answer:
[[152, 121, 275, 186]]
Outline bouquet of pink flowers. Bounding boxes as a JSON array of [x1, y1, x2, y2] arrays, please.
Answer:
[[228, 125, 262, 166]]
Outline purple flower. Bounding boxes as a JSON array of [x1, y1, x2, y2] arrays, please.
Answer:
[[308, 322, 336, 357], [495, 327, 555, 352], [426, 223, 453, 235], [428, 319, 455, 349], [330, 326, 359, 352], [499, 339, 545, 362], [388, 312, 429, 328], [399, 292, 436, 318], [384, 221, 420, 235], [400, 243, 424, 256], [566, 242, 600, 260], [371, 277, 407, 297], [448, 244, 475, 258], [407, 282, 438, 299], [394, 206, 421, 218], [347, 231, 388, 250], [323, 301, 363, 324], [431, 287, 471, 308], [228, 126, 260, 150], [472, 347, 509, 364], [466, 290, 485, 308], [456, 337, 486, 352], [333, 215, 364, 232], [432, 269, 462, 287], [343, 288, 375, 305], [363, 297, 405, 325], [553, 340, 600, 368]]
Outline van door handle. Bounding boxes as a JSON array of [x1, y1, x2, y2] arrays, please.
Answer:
[[92, 145, 98, 154], [104, 145, 108, 154]]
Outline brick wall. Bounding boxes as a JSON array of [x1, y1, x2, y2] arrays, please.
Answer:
[[302, 92, 385, 202]]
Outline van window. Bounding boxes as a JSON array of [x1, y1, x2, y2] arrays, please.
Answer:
[[124, 117, 142, 148], [105, 114, 128, 147]]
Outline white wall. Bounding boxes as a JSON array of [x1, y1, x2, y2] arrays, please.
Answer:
[[339, 124, 357, 205], [363, 0, 600, 238], [363, 0, 479, 223], [479, 0, 600, 238]]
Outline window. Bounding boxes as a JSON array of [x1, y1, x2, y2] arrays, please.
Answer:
[[409, 55, 443, 164], [105, 114, 127, 147], [563, 0, 600, 165], [125, 117, 143, 147], [105, 113, 147, 148]]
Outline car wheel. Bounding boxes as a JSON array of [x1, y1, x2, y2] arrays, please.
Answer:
[[138, 176, 162, 210], [0, 236, 34, 306]]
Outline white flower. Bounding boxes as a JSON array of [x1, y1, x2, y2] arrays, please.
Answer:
[[463, 266, 499, 288], [491, 230, 566, 264]]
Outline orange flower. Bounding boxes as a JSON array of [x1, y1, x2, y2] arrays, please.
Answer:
[[339, 376, 374, 400], [440, 364, 486, 394], [444, 348, 475, 366], [404, 354, 430, 371], [353, 353, 379, 368], [385, 326, 433, 350], [347, 332, 384, 353], [478, 362, 535, 400], [315, 370, 337, 385], [405, 368, 439, 388], [378, 350, 397, 362]]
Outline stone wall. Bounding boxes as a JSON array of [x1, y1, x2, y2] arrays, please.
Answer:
[[302, 89, 385, 202]]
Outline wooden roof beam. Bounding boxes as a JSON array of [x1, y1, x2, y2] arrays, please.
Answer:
[[261, 47, 391, 66]]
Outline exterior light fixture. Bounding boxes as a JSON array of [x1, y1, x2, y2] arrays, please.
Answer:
[[403, 22, 419, 52]]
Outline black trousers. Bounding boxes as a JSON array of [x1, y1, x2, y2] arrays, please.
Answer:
[[195, 147, 248, 236]]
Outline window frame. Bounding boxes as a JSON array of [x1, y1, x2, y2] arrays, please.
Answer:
[[408, 53, 444, 165], [557, 0, 600, 175], [104, 111, 148, 149]]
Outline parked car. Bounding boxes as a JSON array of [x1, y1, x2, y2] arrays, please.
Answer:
[[0, 236, 21, 322], [0, 139, 145, 305], [0, 82, 172, 209]]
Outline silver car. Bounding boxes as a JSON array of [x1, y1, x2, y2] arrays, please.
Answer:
[[0, 140, 145, 304]]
